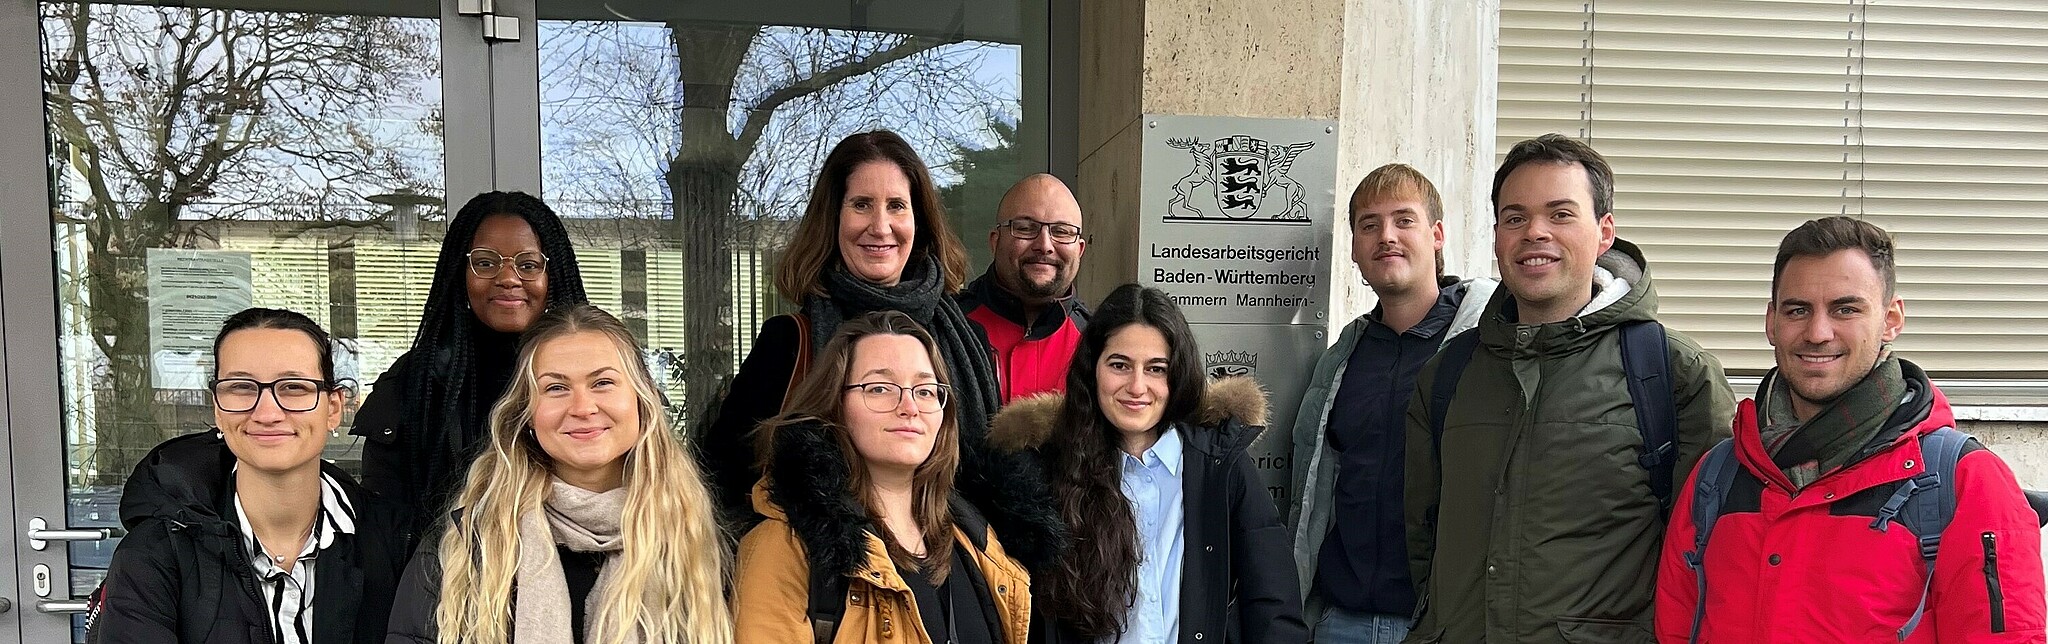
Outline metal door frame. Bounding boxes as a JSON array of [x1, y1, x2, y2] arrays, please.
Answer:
[[0, 1, 504, 640]]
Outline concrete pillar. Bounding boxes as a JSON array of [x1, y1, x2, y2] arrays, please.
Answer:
[[1075, 0, 1345, 305], [1076, 0, 1500, 335], [1330, 0, 1501, 327]]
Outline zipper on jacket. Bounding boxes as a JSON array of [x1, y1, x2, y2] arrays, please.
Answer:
[[1983, 531, 2006, 633]]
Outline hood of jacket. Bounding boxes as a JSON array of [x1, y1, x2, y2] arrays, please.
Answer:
[[985, 375, 1270, 455], [1480, 238, 1661, 359], [1734, 358, 1953, 487]]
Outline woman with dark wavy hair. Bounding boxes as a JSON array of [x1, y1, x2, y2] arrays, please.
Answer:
[[697, 130, 1063, 572], [353, 191, 589, 543], [733, 310, 1030, 643], [989, 284, 1306, 644]]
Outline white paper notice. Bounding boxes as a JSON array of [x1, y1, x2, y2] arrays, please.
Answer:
[[148, 248, 253, 389]]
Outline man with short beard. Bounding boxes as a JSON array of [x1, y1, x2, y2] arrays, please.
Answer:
[[1655, 217, 2044, 643], [959, 173, 1090, 404]]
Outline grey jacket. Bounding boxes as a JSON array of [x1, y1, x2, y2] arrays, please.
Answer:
[[1285, 276, 1495, 620]]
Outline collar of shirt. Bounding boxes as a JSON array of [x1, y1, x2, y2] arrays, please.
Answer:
[[1120, 426, 1186, 478], [231, 464, 360, 566], [1366, 278, 1467, 340]]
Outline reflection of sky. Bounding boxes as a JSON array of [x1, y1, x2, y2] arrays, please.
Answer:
[[40, 7, 444, 219], [537, 21, 1022, 221]]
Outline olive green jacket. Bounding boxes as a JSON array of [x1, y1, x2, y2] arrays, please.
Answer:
[[1402, 240, 1734, 644]]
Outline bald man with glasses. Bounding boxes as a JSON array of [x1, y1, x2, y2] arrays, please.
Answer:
[[958, 173, 1091, 404]]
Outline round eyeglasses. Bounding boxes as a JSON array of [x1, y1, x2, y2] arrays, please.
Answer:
[[996, 218, 1083, 244], [209, 378, 335, 413], [467, 249, 548, 281], [843, 382, 951, 414]]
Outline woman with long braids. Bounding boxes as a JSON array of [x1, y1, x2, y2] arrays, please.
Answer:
[[698, 130, 1063, 571], [384, 304, 731, 644], [353, 191, 588, 542], [733, 311, 1030, 643], [989, 284, 1307, 644]]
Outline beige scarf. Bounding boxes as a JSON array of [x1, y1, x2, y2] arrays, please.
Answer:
[[513, 478, 634, 644]]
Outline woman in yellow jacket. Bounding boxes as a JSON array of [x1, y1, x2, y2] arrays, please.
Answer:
[[735, 310, 1031, 644]]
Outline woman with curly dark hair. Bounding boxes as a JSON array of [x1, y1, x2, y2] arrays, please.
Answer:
[[352, 191, 589, 542], [989, 284, 1306, 644]]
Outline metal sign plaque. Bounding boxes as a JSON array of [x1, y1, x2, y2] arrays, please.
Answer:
[[1190, 322, 1329, 508], [1140, 114, 1338, 326]]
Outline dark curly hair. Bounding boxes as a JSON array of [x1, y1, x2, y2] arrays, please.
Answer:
[[1037, 283, 1205, 637]]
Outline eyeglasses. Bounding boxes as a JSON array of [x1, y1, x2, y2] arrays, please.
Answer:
[[467, 249, 548, 281], [209, 378, 335, 413], [996, 218, 1083, 244], [843, 382, 951, 414]]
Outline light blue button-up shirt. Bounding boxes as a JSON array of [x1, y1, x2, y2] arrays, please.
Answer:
[[1114, 428, 1186, 644]]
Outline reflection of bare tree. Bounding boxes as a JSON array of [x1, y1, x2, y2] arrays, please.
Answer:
[[541, 21, 1012, 422], [42, 4, 437, 482]]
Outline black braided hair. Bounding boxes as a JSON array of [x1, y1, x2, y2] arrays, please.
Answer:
[[398, 191, 587, 523]]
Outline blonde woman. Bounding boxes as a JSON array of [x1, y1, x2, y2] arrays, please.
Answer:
[[385, 304, 731, 644], [734, 310, 1031, 643]]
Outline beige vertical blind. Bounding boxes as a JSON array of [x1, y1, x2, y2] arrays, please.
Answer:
[[1499, 0, 2048, 374]]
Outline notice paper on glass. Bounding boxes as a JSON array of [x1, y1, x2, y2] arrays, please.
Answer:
[[148, 248, 254, 389]]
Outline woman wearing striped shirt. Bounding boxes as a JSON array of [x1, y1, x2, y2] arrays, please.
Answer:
[[91, 308, 410, 644]]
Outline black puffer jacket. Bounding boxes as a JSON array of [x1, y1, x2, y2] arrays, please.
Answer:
[[89, 432, 409, 644], [989, 377, 1308, 644]]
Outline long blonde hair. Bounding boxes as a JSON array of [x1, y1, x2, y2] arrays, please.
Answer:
[[433, 304, 733, 643]]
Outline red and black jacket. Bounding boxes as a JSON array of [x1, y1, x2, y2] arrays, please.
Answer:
[[1656, 360, 2046, 643], [957, 269, 1088, 405]]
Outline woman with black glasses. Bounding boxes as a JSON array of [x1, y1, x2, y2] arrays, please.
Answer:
[[352, 191, 589, 542], [91, 308, 409, 644]]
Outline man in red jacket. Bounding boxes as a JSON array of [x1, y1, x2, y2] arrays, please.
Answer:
[[1656, 216, 2045, 643], [959, 173, 1089, 404]]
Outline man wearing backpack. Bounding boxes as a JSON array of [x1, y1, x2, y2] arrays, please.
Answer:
[[1287, 163, 1495, 643], [1403, 134, 1735, 643], [1654, 217, 2045, 643]]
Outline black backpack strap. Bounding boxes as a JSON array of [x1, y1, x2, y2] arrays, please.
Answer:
[[1881, 426, 1970, 640], [808, 566, 847, 644], [1682, 439, 1742, 644], [1427, 329, 1481, 532], [1618, 320, 1678, 510], [1429, 329, 1483, 459]]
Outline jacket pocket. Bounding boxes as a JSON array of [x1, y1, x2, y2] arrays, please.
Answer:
[[1984, 531, 2007, 633], [1555, 616, 1655, 644]]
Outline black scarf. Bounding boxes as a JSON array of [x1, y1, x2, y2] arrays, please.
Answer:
[[802, 259, 1000, 442]]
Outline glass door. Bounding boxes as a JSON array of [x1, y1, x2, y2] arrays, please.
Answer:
[[527, 0, 1052, 423], [0, 0, 481, 640], [0, 0, 1054, 641]]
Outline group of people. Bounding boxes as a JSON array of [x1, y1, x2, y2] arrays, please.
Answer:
[[81, 127, 2043, 644]]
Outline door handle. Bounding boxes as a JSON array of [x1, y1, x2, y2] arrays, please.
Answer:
[[36, 600, 87, 614], [25, 518, 123, 550]]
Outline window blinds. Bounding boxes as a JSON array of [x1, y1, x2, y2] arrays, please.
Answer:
[[1498, 0, 2048, 375]]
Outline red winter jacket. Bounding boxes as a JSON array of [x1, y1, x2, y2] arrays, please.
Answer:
[[958, 271, 1087, 405], [1656, 363, 2045, 643]]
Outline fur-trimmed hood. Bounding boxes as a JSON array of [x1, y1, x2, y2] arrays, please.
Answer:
[[753, 418, 877, 584], [752, 418, 1052, 583], [987, 375, 1271, 454]]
